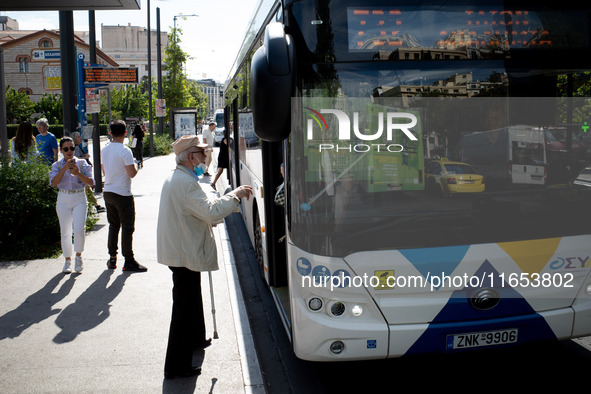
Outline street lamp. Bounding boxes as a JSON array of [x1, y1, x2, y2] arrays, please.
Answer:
[[173, 14, 199, 31]]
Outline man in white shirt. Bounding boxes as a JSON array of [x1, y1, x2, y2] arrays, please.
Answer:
[[101, 120, 147, 272], [201, 121, 215, 176]]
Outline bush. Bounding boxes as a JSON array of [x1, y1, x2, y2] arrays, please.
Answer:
[[138, 133, 174, 157], [0, 160, 98, 261]]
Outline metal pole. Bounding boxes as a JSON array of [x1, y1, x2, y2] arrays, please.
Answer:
[[147, 0, 154, 157], [0, 47, 8, 162], [173, 16, 177, 89], [89, 11, 102, 192], [157, 7, 163, 135], [59, 11, 77, 137]]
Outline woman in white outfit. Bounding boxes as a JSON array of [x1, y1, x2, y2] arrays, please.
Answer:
[[49, 137, 94, 273]]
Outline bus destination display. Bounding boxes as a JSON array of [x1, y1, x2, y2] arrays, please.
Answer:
[[347, 7, 587, 53]]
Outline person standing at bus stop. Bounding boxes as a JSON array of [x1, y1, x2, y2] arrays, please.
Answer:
[[201, 121, 215, 176], [156, 135, 252, 379], [101, 120, 147, 272], [35, 118, 58, 165]]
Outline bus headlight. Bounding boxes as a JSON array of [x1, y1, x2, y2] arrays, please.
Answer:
[[308, 297, 323, 312], [330, 340, 345, 354], [351, 304, 363, 317], [586, 284, 591, 295], [329, 301, 345, 317]]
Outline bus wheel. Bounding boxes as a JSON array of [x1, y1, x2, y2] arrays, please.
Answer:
[[254, 213, 266, 282]]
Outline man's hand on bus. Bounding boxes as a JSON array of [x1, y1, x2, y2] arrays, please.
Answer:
[[233, 185, 254, 201]]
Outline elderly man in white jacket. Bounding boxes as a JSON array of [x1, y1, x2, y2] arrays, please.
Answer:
[[157, 135, 252, 379]]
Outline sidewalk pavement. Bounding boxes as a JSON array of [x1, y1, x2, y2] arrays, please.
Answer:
[[0, 149, 265, 393]]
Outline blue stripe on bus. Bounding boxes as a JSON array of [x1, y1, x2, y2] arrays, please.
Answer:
[[405, 260, 557, 355], [399, 245, 470, 289]]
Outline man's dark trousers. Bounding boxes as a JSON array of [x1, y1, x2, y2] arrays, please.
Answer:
[[104, 191, 135, 260], [164, 266, 206, 372]]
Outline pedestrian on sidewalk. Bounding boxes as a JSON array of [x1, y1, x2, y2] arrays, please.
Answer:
[[101, 120, 147, 272], [211, 136, 229, 191], [156, 134, 253, 379], [71, 131, 106, 213], [10, 121, 39, 163], [202, 121, 215, 176], [35, 118, 58, 165], [49, 137, 94, 274], [131, 123, 145, 168]]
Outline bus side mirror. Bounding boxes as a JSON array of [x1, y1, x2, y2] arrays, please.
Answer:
[[251, 22, 295, 142]]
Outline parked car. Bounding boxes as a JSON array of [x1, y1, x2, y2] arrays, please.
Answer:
[[573, 166, 591, 189], [426, 159, 485, 195]]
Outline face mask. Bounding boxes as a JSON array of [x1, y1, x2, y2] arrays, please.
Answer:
[[193, 165, 204, 176]]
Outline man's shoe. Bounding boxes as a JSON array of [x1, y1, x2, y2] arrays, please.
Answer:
[[62, 260, 72, 274], [107, 257, 117, 269], [194, 338, 212, 350], [123, 260, 148, 272], [164, 366, 201, 380], [74, 256, 83, 273], [95, 205, 106, 213], [203, 172, 211, 176]]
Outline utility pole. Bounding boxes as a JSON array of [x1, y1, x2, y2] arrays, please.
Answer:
[[88, 10, 102, 192], [147, 0, 154, 156]]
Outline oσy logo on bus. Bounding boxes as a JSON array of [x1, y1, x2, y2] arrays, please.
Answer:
[[305, 107, 418, 153]]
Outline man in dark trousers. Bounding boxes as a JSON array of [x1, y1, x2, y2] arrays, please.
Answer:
[[101, 120, 147, 272]]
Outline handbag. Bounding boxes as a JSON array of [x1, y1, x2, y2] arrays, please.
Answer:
[[274, 182, 285, 206], [129, 137, 137, 148]]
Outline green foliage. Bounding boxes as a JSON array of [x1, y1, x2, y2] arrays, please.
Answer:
[[0, 160, 60, 260], [34, 93, 63, 125], [162, 27, 200, 116], [139, 133, 174, 157], [0, 160, 98, 261], [109, 84, 148, 120], [5, 85, 35, 123]]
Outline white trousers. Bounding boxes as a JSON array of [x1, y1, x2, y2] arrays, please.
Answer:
[[56, 191, 88, 258]]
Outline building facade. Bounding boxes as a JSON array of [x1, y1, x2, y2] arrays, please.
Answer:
[[197, 78, 223, 118], [101, 24, 168, 82], [0, 29, 118, 102]]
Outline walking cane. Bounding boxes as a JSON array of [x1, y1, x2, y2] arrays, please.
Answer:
[[208, 271, 219, 339]]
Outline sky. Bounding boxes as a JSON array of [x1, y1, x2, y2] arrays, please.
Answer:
[[0, 0, 260, 83]]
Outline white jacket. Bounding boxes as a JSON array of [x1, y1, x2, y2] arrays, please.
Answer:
[[156, 165, 240, 272]]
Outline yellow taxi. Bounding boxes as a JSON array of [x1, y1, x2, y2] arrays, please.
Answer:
[[426, 158, 485, 195]]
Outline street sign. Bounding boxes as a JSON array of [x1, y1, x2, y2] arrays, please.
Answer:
[[156, 99, 166, 117], [33, 49, 61, 60]]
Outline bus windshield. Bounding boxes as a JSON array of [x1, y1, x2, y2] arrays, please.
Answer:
[[286, 1, 591, 258]]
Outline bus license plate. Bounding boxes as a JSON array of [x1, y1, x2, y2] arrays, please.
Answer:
[[447, 328, 518, 350]]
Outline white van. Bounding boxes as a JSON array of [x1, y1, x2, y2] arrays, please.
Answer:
[[459, 125, 547, 187]]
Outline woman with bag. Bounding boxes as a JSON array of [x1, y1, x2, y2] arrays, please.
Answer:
[[49, 137, 94, 274]]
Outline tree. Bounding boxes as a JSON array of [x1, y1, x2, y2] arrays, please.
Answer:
[[109, 84, 148, 120], [5, 86, 35, 123], [162, 27, 195, 115], [34, 93, 63, 125]]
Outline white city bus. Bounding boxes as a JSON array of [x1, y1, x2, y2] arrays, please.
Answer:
[[224, 0, 591, 361]]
